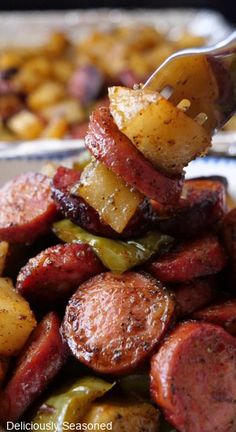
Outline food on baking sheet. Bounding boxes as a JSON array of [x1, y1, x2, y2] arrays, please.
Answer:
[[0, 47, 236, 432], [0, 26, 207, 141]]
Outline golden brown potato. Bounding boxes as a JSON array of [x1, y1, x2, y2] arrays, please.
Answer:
[[0, 241, 9, 276], [109, 86, 211, 174], [82, 400, 160, 432], [7, 110, 44, 139], [42, 117, 68, 138], [41, 99, 85, 124], [76, 160, 143, 233], [0, 278, 36, 356], [27, 81, 65, 111]]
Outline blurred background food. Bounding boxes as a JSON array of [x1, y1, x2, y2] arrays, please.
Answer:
[[0, 2, 235, 143], [0, 24, 235, 142]]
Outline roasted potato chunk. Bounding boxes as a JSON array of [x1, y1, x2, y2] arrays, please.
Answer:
[[75, 160, 144, 233], [109, 86, 211, 174], [82, 400, 160, 432], [0, 278, 36, 356]]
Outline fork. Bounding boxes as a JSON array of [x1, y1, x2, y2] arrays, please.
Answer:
[[143, 30, 236, 131]]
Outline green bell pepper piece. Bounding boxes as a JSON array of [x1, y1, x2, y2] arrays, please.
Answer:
[[53, 219, 173, 273], [31, 377, 114, 432]]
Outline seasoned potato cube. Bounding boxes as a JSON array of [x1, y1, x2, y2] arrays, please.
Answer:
[[28, 81, 65, 111], [0, 242, 8, 276], [45, 32, 69, 56], [52, 60, 73, 83], [41, 99, 85, 124], [109, 86, 211, 174], [0, 51, 23, 70], [42, 117, 68, 138], [76, 160, 143, 233], [7, 110, 44, 139], [82, 400, 160, 432], [0, 278, 36, 356]]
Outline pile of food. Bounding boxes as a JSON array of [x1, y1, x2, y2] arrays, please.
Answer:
[[0, 51, 235, 432], [0, 25, 212, 142]]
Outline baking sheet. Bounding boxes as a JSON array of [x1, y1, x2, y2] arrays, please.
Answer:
[[0, 8, 235, 157]]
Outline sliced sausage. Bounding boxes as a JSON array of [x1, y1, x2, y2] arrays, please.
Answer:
[[63, 271, 176, 375], [16, 243, 104, 304], [193, 299, 236, 335], [155, 179, 227, 238], [147, 235, 227, 283], [173, 276, 218, 317], [85, 107, 184, 204], [222, 208, 236, 283], [52, 166, 152, 238], [68, 65, 104, 105], [70, 121, 89, 139], [150, 321, 236, 432], [0, 312, 68, 424], [0, 173, 58, 244]]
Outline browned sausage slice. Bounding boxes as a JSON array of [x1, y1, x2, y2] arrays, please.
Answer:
[[63, 272, 176, 375], [193, 299, 236, 335], [52, 166, 152, 238], [156, 179, 227, 239], [0, 173, 57, 244], [147, 235, 227, 283], [0, 312, 68, 424], [85, 107, 184, 204], [173, 276, 217, 316], [16, 243, 104, 304], [150, 321, 236, 432], [222, 208, 236, 283]]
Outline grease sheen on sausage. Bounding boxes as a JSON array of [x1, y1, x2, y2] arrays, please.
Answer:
[[173, 276, 217, 317], [16, 243, 104, 304], [151, 321, 236, 432], [63, 271, 176, 375], [156, 179, 227, 239], [147, 234, 227, 282], [193, 299, 236, 335], [0, 173, 57, 244]]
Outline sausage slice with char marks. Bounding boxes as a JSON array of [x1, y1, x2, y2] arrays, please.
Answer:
[[0, 312, 68, 424], [151, 321, 236, 432], [193, 299, 236, 335], [0, 173, 57, 244], [52, 166, 152, 238], [63, 271, 176, 375], [172, 276, 218, 317], [16, 243, 104, 305], [147, 234, 227, 283]]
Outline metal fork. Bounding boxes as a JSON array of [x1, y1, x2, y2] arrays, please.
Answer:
[[143, 30, 236, 131]]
